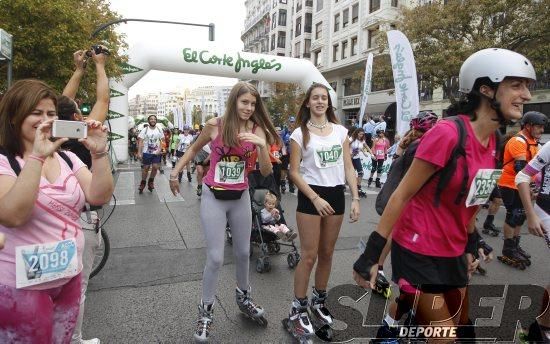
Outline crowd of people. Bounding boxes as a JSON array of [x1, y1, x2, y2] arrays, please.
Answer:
[[1, 45, 549, 344]]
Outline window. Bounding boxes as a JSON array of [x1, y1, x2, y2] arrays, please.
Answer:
[[306, 0, 313, 6], [342, 8, 349, 28], [315, 22, 323, 39], [271, 34, 276, 50], [295, 42, 301, 57], [305, 13, 312, 33], [316, 0, 323, 11], [351, 36, 357, 56], [391, 0, 398, 6], [368, 27, 379, 48], [272, 13, 277, 29], [341, 40, 348, 59], [333, 44, 339, 62], [279, 9, 287, 26], [344, 78, 362, 96], [277, 31, 286, 48], [304, 39, 311, 58], [334, 14, 340, 32], [295, 16, 302, 37], [329, 81, 337, 91], [314, 50, 322, 66], [352, 4, 359, 23], [370, 0, 380, 12], [296, 0, 302, 12]]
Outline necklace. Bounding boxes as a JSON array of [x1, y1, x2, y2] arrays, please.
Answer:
[[308, 119, 328, 130]]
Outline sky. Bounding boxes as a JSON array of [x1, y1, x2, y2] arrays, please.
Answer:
[[108, 0, 247, 97]]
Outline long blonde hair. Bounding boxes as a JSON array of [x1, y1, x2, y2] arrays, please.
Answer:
[[219, 82, 280, 147]]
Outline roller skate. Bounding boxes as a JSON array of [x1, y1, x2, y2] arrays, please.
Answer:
[[358, 188, 367, 198], [373, 267, 392, 299], [309, 287, 334, 342], [138, 180, 146, 194], [515, 236, 532, 266], [196, 184, 202, 197], [281, 180, 287, 194], [147, 178, 155, 192], [289, 182, 296, 194], [235, 287, 267, 326], [368, 178, 373, 188], [187, 171, 192, 183], [482, 222, 500, 237], [375, 178, 382, 188], [282, 298, 314, 344], [498, 238, 528, 270], [371, 319, 401, 343], [194, 301, 214, 343]]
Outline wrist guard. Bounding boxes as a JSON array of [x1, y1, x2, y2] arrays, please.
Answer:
[[478, 238, 493, 256], [353, 232, 387, 280], [466, 230, 480, 257]]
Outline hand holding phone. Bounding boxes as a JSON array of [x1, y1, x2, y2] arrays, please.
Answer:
[[51, 120, 88, 139]]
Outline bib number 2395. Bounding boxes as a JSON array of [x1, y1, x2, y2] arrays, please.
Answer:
[[465, 169, 502, 207], [314, 145, 343, 168], [15, 239, 78, 289], [214, 161, 245, 184]]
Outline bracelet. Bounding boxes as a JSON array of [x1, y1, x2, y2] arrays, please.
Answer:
[[28, 155, 46, 164], [91, 150, 109, 159], [352, 197, 360, 202]]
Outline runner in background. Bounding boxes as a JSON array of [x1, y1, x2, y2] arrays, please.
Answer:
[[368, 129, 390, 188], [137, 115, 164, 193], [349, 128, 372, 198]]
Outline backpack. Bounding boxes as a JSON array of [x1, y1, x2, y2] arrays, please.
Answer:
[[375, 116, 501, 215], [0, 147, 73, 176]]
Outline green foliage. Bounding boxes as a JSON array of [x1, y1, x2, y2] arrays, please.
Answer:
[[0, 0, 127, 97], [265, 83, 304, 127], [192, 106, 202, 126]]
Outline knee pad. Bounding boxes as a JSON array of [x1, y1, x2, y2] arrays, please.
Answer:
[[358, 171, 364, 177], [505, 208, 526, 227]]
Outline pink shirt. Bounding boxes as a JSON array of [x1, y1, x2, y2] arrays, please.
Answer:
[[0, 152, 86, 290], [203, 119, 257, 191], [373, 138, 390, 159], [392, 115, 497, 257]]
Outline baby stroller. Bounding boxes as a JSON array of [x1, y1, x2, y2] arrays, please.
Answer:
[[226, 170, 300, 273]]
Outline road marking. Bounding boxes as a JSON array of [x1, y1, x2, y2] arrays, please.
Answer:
[[110, 172, 135, 205]]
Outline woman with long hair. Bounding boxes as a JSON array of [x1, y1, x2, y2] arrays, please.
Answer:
[[354, 48, 536, 341], [0, 79, 113, 343], [169, 81, 279, 343], [285, 83, 360, 341], [350, 128, 373, 198]]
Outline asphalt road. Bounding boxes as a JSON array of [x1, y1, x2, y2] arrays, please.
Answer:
[[83, 161, 549, 343]]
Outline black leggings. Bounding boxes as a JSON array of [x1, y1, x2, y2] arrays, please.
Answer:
[[371, 158, 384, 176]]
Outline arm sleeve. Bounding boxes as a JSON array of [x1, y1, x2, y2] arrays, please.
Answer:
[[414, 120, 459, 168], [289, 128, 303, 149]]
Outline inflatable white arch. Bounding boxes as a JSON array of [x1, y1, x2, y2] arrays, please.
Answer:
[[108, 43, 336, 162]]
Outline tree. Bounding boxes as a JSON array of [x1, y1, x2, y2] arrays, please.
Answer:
[[387, 0, 550, 101], [0, 0, 126, 97], [265, 83, 304, 126], [192, 106, 202, 126]]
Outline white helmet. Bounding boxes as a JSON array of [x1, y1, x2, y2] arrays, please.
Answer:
[[459, 48, 536, 94]]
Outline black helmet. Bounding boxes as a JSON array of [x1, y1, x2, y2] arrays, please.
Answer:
[[521, 111, 547, 127]]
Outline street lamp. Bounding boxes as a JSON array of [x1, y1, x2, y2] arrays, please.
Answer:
[[91, 18, 215, 41]]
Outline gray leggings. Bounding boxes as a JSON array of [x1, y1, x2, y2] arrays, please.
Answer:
[[200, 185, 252, 304]]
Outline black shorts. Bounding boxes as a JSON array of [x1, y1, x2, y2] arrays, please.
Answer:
[[176, 150, 185, 158], [297, 185, 345, 215], [489, 186, 501, 201], [281, 154, 290, 170], [499, 186, 523, 212], [391, 241, 468, 294]]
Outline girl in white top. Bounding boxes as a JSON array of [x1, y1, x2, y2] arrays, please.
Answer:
[[285, 83, 360, 340], [350, 128, 373, 197]]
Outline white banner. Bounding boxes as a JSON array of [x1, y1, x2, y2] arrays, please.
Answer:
[[358, 53, 374, 127], [358, 152, 393, 183], [173, 106, 180, 129], [387, 30, 419, 136]]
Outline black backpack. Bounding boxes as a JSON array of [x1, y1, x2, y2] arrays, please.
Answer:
[[375, 116, 495, 215], [0, 147, 73, 175]]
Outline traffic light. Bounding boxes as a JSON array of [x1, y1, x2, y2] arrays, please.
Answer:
[[80, 103, 92, 116]]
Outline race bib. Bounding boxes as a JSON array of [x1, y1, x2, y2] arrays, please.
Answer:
[[273, 151, 280, 159], [214, 161, 245, 184], [314, 145, 343, 168], [465, 169, 503, 207], [15, 239, 78, 289], [376, 149, 384, 156]]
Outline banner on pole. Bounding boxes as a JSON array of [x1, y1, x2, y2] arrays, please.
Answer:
[[358, 53, 374, 127], [387, 30, 419, 136]]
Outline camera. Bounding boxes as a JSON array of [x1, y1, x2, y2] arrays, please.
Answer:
[[85, 45, 110, 58]]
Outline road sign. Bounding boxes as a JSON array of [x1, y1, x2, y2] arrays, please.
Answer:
[[0, 29, 13, 60]]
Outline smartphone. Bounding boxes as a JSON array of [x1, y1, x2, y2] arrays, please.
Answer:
[[52, 120, 87, 139]]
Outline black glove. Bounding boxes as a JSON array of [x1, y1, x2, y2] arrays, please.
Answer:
[[465, 230, 481, 258], [353, 232, 387, 281]]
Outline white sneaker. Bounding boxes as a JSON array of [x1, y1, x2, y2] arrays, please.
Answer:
[[81, 339, 100, 344]]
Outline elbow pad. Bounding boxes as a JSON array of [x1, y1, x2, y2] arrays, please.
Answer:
[[515, 170, 532, 186], [514, 160, 527, 173]]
